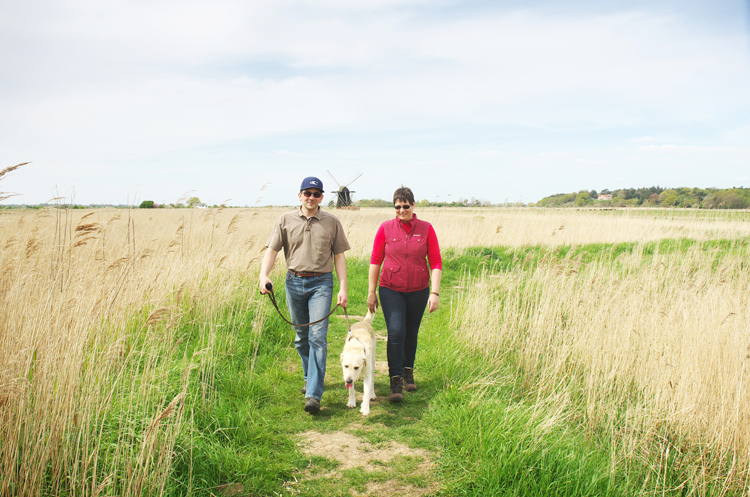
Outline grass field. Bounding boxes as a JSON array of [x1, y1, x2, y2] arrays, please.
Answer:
[[1, 207, 749, 496]]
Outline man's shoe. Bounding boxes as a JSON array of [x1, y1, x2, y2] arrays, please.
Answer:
[[304, 397, 320, 413], [389, 376, 404, 403], [301, 386, 307, 395], [403, 368, 417, 392]]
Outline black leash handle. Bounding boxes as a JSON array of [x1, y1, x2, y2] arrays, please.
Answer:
[[262, 282, 350, 330]]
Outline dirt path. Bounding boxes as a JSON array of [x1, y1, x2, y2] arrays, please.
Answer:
[[293, 426, 436, 497], [282, 318, 442, 496]]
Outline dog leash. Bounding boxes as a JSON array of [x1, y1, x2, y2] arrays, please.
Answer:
[[262, 283, 351, 331]]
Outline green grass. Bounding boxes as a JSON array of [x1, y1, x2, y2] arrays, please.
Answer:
[[84, 241, 747, 496]]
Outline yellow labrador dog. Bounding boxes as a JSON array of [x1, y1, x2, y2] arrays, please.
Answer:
[[340, 310, 377, 416]]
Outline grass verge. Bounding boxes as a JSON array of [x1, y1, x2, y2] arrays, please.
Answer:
[[17, 240, 742, 495]]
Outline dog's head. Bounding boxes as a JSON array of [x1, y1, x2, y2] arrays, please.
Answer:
[[340, 347, 366, 387]]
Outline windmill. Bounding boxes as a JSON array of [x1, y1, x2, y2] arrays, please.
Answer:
[[327, 170, 363, 208]]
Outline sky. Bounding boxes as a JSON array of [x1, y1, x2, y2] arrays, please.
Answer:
[[1, 0, 749, 206]]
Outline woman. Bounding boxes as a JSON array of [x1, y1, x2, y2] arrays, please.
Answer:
[[367, 186, 442, 402]]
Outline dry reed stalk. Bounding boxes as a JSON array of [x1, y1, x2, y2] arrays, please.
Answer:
[[0, 162, 29, 202]]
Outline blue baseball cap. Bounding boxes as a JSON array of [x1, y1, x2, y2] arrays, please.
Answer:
[[300, 176, 324, 192]]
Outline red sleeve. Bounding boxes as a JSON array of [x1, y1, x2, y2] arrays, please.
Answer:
[[427, 225, 442, 270], [370, 224, 386, 265]]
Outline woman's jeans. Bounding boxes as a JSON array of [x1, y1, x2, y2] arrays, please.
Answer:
[[379, 286, 430, 378], [285, 271, 334, 401]]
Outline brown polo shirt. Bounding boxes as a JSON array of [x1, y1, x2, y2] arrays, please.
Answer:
[[266, 207, 350, 273]]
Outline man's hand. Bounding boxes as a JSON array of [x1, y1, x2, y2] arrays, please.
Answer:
[[367, 291, 378, 313], [337, 289, 348, 308], [259, 248, 279, 295], [259, 276, 273, 294]]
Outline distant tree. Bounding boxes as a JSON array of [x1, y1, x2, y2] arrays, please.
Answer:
[[717, 191, 748, 209], [589, 190, 598, 199], [417, 199, 431, 207], [186, 196, 201, 208], [658, 189, 679, 206], [357, 198, 391, 208], [139, 200, 155, 209]]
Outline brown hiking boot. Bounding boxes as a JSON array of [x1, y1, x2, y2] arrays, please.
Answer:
[[389, 376, 404, 403], [304, 397, 320, 413], [403, 368, 417, 392]]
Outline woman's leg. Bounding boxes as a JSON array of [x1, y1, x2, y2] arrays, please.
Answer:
[[379, 286, 408, 378], [402, 286, 430, 370]]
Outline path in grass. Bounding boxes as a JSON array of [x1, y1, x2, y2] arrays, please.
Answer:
[[215, 248, 714, 496], [272, 311, 445, 497]]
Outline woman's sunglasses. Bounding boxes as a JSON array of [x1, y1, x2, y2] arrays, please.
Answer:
[[302, 190, 322, 198], [394, 204, 411, 210]]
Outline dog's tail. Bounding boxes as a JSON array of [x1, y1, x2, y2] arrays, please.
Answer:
[[364, 309, 375, 324]]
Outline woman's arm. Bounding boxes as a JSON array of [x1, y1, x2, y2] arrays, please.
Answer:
[[426, 225, 442, 313], [427, 268, 442, 313], [368, 224, 386, 312], [367, 263, 381, 312]]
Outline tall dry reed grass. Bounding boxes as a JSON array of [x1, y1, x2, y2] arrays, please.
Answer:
[[0, 206, 276, 496], [454, 239, 750, 492], [1, 205, 747, 495]]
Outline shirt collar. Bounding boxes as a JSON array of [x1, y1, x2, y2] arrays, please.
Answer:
[[299, 206, 321, 219], [398, 212, 418, 226]]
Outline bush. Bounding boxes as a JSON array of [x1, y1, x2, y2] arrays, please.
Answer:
[[139, 200, 155, 209]]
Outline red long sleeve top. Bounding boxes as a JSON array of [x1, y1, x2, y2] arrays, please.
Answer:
[[370, 215, 442, 270]]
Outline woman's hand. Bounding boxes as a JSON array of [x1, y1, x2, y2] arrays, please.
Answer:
[[427, 293, 439, 313], [367, 291, 379, 313]]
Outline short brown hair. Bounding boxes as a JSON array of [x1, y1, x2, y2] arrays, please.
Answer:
[[393, 186, 415, 205]]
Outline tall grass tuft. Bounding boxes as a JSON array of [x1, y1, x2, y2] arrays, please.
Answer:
[[0, 207, 277, 496], [453, 239, 750, 492]]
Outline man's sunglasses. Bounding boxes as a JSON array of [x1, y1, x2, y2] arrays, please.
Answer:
[[394, 204, 411, 210], [302, 190, 323, 198]]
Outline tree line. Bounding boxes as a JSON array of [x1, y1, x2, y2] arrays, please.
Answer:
[[535, 187, 750, 209]]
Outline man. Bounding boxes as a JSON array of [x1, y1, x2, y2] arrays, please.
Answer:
[[259, 176, 350, 413]]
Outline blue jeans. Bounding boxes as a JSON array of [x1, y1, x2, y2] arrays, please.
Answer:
[[285, 271, 334, 401], [379, 286, 430, 378]]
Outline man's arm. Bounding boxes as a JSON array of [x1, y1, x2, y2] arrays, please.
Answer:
[[333, 252, 348, 307], [259, 248, 279, 294]]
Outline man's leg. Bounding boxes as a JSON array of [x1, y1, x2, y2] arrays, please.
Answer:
[[285, 273, 310, 386], [304, 274, 334, 402]]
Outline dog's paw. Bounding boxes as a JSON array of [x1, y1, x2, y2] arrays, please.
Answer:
[[360, 406, 370, 416], [347, 401, 356, 408]]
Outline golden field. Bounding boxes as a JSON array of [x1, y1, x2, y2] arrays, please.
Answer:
[[1, 206, 750, 495]]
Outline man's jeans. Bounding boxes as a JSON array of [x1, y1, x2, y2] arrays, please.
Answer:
[[285, 271, 334, 401]]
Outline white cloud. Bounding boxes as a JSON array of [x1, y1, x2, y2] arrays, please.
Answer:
[[1, 0, 749, 204], [274, 150, 305, 156], [467, 150, 505, 157]]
